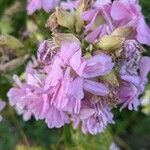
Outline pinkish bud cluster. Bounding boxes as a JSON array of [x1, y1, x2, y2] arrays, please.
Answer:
[[8, 0, 150, 134]]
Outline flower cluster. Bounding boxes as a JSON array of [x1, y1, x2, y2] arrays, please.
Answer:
[[8, 0, 150, 134]]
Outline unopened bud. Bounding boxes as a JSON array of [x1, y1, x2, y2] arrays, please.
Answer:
[[53, 33, 79, 46], [0, 35, 24, 50], [112, 26, 133, 38], [84, 52, 92, 59], [75, 0, 90, 33], [56, 7, 75, 30], [101, 71, 119, 86], [97, 35, 124, 51]]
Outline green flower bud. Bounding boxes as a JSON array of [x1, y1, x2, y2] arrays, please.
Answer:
[[56, 7, 75, 30], [97, 35, 124, 51], [112, 26, 133, 38]]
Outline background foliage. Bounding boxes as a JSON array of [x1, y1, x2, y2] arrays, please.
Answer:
[[0, 0, 150, 150]]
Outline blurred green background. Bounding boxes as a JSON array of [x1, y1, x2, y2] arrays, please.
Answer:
[[0, 0, 150, 150]]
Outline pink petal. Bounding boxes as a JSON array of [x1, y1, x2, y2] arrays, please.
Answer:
[[82, 9, 99, 21], [94, 0, 111, 7], [139, 56, 150, 82], [27, 0, 42, 15], [137, 17, 150, 46], [83, 79, 109, 96], [79, 108, 95, 120], [44, 57, 63, 91], [83, 54, 114, 78], [45, 106, 70, 128], [59, 42, 80, 64], [69, 50, 86, 76], [121, 74, 141, 85], [85, 25, 104, 43], [111, 1, 133, 20], [42, 0, 59, 12]]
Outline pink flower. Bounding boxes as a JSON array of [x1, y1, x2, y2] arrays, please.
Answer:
[[72, 97, 114, 135], [43, 42, 113, 114], [37, 40, 58, 64], [111, 0, 150, 45], [0, 99, 6, 121], [82, 5, 113, 43], [7, 75, 33, 121], [27, 0, 60, 15], [118, 81, 140, 110], [7, 61, 70, 128], [7, 0, 150, 135], [59, 42, 113, 97]]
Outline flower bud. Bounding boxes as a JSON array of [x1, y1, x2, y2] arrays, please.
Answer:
[[92, 15, 105, 30], [111, 26, 133, 38], [75, 0, 90, 33], [100, 71, 119, 86], [83, 52, 92, 59], [56, 7, 75, 30], [0, 35, 23, 50], [53, 33, 79, 46], [97, 35, 124, 51]]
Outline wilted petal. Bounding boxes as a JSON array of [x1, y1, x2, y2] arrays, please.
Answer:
[[118, 82, 140, 110]]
